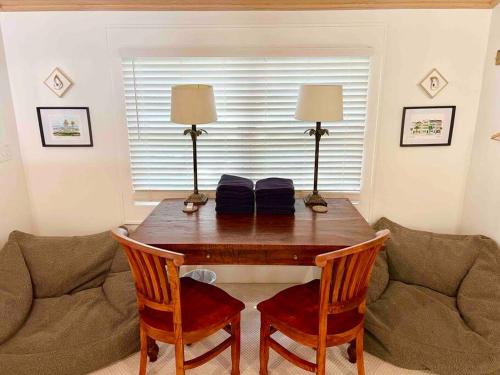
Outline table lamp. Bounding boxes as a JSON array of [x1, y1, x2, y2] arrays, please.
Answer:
[[171, 84, 217, 205], [295, 84, 343, 207]]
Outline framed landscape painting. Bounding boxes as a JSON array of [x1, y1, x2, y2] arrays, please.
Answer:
[[400, 106, 456, 147], [37, 107, 93, 147]]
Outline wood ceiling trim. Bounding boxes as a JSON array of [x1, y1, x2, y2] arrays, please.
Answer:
[[0, 0, 495, 11]]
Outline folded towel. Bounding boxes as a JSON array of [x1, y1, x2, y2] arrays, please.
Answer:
[[256, 202, 296, 209], [216, 206, 255, 214], [216, 191, 254, 200], [216, 174, 255, 214], [255, 178, 295, 214], [216, 174, 254, 193], [216, 192, 254, 205], [257, 207, 295, 215], [256, 196, 296, 206], [256, 178, 294, 204], [216, 200, 254, 209], [255, 177, 294, 195]]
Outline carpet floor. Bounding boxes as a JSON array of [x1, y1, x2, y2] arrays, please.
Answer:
[[92, 284, 432, 375]]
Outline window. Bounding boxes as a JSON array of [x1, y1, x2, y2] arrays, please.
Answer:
[[122, 56, 370, 193]]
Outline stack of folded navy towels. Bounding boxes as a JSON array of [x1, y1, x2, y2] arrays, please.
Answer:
[[256, 177, 295, 215], [215, 174, 255, 214]]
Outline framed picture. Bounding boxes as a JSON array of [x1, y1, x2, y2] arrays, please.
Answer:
[[400, 106, 456, 147], [37, 107, 93, 147]]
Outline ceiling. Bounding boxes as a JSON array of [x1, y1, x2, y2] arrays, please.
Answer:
[[0, 0, 498, 11]]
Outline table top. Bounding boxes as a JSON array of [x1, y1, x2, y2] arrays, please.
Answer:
[[131, 198, 375, 254]]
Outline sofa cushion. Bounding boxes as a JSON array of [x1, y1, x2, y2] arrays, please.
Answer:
[[109, 244, 130, 273], [373, 217, 484, 297], [102, 270, 137, 317], [9, 231, 119, 298], [367, 251, 389, 304], [0, 286, 139, 375], [458, 237, 500, 343], [0, 239, 32, 344], [366, 280, 500, 375]]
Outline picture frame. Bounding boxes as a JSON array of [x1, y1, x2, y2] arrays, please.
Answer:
[[44, 68, 73, 98], [37, 107, 93, 147], [400, 106, 456, 147]]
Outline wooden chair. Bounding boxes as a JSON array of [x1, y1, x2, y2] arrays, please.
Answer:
[[257, 229, 390, 375], [111, 228, 245, 375]]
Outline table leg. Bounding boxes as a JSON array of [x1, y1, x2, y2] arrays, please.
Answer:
[[347, 340, 357, 363], [147, 337, 159, 362]]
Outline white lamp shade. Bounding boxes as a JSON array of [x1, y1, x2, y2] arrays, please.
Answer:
[[170, 84, 217, 125], [295, 84, 343, 122]]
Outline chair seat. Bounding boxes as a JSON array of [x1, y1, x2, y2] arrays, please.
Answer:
[[257, 280, 364, 339], [141, 277, 244, 339]]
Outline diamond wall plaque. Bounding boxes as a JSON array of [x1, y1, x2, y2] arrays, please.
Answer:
[[44, 68, 73, 98]]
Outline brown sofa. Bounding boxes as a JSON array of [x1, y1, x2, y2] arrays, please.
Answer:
[[366, 218, 500, 375], [0, 230, 139, 375]]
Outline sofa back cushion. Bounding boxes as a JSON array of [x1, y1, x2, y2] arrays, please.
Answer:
[[0, 239, 33, 344], [373, 218, 485, 297], [10, 231, 119, 298]]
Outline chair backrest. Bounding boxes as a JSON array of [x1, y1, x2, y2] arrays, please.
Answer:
[[315, 229, 390, 316], [111, 228, 185, 315]]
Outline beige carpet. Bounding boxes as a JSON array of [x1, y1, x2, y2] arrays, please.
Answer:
[[92, 284, 432, 375]]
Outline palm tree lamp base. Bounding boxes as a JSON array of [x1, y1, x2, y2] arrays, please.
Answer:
[[303, 192, 327, 207], [184, 192, 208, 206]]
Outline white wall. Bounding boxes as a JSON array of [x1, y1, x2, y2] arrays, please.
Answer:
[[0, 10, 492, 280], [1, 10, 491, 234], [369, 12, 490, 233], [461, 5, 500, 242], [0, 26, 32, 246]]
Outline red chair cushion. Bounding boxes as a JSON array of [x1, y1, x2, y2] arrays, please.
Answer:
[[141, 277, 244, 334], [257, 279, 363, 336]]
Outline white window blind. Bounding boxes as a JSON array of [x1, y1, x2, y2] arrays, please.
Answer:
[[122, 56, 370, 192]]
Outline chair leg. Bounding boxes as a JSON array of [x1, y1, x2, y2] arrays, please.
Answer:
[[355, 329, 365, 375], [139, 327, 148, 375], [174, 340, 185, 375], [259, 316, 270, 375], [231, 314, 241, 375], [316, 343, 327, 375]]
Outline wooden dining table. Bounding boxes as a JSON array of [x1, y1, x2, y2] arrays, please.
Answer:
[[131, 198, 375, 266]]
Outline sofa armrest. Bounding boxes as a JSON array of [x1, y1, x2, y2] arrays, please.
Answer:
[[457, 238, 500, 341], [367, 251, 390, 305], [0, 238, 33, 344], [109, 226, 131, 273]]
